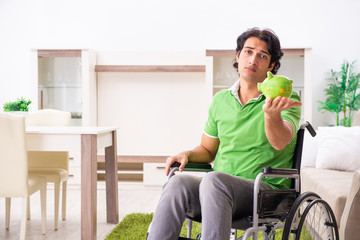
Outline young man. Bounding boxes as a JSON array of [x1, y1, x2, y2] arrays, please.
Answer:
[[147, 28, 301, 240]]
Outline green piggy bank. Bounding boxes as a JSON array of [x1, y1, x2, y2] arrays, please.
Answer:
[[258, 72, 293, 99]]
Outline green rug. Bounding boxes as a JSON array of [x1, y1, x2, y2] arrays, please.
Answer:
[[104, 213, 202, 240], [105, 213, 154, 240], [105, 213, 287, 240]]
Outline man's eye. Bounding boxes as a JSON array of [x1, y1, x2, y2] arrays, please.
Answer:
[[260, 54, 267, 59]]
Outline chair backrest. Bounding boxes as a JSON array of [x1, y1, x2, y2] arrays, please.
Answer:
[[292, 122, 317, 171], [27, 109, 71, 170], [292, 128, 305, 173], [28, 151, 69, 169], [291, 122, 316, 189], [27, 109, 71, 126], [0, 113, 28, 197]]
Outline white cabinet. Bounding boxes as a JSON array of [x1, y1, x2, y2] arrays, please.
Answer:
[[143, 163, 168, 186], [205, 49, 312, 123], [30, 49, 97, 126], [67, 151, 81, 186], [67, 166, 81, 187]]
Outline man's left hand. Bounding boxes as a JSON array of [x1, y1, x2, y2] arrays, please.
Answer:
[[263, 96, 302, 116]]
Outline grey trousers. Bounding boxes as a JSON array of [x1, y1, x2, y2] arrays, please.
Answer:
[[147, 171, 273, 240]]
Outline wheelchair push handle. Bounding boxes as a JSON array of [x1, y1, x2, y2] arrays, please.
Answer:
[[301, 121, 316, 137]]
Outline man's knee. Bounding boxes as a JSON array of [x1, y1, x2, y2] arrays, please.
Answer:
[[201, 171, 229, 184], [164, 174, 200, 196], [200, 171, 230, 194]]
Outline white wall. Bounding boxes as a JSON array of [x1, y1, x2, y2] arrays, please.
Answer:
[[1, 0, 360, 134]]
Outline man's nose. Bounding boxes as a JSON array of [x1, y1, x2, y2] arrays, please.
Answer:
[[249, 55, 257, 65]]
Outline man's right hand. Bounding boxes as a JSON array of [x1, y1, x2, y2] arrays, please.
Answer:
[[165, 151, 189, 176]]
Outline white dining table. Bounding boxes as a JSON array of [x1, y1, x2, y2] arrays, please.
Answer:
[[26, 126, 119, 240]]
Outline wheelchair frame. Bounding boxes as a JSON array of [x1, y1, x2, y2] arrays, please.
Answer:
[[165, 122, 339, 240]]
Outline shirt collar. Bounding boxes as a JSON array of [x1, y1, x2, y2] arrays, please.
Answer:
[[228, 80, 264, 105], [228, 80, 241, 100]]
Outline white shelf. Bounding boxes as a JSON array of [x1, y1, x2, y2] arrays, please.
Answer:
[[95, 65, 205, 72], [38, 86, 82, 88], [97, 170, 144, 174]]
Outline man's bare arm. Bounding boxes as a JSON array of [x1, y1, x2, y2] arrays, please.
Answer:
[[165, 133, 219, 175], [263, 96, 302, 150]]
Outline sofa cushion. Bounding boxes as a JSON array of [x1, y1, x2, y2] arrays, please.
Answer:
[[315, 126, 360, 172], [301, 167, 353, 225], [301, 130, 318, 168]]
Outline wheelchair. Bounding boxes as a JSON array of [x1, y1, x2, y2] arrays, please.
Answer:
[[165, 122, 339, 240]]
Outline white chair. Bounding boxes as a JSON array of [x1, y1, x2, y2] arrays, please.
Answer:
[[27, 109, 71, 230], [0, 112, 47, 239]]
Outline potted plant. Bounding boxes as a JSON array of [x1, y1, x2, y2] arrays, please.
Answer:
[[318, 60, 360, 127], [3, 97, 32, 112]]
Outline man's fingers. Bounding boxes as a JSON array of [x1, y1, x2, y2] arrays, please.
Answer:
[[165, 162, 171, 176], [265, 97, 273, 104], [165, 156, 175, 176], [277, 97, 287, 108], [292, 101, 302, 107], [179, 163, 184, 172], [264, 97, 301, 113]]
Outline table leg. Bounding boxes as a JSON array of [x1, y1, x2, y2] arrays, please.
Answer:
[[81, 134, 97, 240], [105, 130, 119, 223], [105, 131, 119, 223]]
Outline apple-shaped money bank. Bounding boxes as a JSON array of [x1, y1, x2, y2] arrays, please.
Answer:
[[258, 72, 293, 99]]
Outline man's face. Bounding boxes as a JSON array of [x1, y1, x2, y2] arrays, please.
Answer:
[[236, 36, 275, 83]]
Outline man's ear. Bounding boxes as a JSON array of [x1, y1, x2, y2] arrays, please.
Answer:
[[235, 51, 240, 62], [268, 62, 275, 72]]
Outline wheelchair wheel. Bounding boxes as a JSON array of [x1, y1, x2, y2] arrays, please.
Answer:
[[282, 191, 339, 240]]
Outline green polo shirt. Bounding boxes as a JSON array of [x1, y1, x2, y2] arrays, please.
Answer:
[[204, 84, 301, 189]]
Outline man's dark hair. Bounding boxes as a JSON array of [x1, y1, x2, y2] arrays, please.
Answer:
[[233, 27, 283, 74]]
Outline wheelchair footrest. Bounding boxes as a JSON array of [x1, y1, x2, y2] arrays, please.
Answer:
[[258, 189, 298, 218]]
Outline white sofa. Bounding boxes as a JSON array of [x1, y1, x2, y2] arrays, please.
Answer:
[[301, 126, 360, 240]]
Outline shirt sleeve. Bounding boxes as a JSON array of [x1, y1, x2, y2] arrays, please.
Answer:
[[204, 97, 218, 138]]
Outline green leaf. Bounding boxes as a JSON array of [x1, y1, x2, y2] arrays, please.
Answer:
[[3, 97, 31, 112]]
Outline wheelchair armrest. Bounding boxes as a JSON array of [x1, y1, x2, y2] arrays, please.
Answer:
[[170, 162, 180, 168], [262, 167, 298, 175], [171, 162, 213, 172]]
